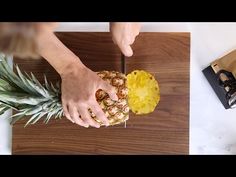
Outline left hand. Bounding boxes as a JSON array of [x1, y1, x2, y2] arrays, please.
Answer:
[[110, 22, 141, 57], [60, 62, 118, 128]]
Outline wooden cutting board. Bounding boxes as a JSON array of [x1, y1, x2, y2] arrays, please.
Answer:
[[12, 32, 190, 154]]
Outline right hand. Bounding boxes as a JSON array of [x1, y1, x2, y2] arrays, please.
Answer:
[[60, 61, 118, 128], [110, 22, 141, 57]]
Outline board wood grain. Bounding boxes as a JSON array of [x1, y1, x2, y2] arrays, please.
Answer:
[[12, 32, 190, 154]]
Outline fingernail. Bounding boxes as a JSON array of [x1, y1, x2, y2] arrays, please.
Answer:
[[94, 123, 100, 128], [113, 96, 118, 101], [112, 97, 118, 102], [126, 53, 132, 57], [125, 50, 133, 57]]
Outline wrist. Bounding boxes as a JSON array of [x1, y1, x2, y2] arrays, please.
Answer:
[[35, 29, 86, 76], [59, 59, 86, 77]]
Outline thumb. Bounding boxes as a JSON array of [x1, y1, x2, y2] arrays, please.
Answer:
[[119, 44, 133, 57], [101, 82, 118, 101]]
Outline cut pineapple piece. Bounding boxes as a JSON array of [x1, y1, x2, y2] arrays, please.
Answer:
[[127, 70, 160, 115]]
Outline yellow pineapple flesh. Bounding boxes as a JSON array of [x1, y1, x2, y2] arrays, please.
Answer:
[[127, 70, 160, 115]]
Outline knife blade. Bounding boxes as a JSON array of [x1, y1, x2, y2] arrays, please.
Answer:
[[120, 53, 127, 128], [121, 53, 126, 74]]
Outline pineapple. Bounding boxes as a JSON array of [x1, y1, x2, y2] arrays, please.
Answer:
[[0, 54, 160, 127], [92, 71, 129, 126]]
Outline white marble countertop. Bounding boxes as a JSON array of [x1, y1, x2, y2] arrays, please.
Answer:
[[2, 22, 236, 155]]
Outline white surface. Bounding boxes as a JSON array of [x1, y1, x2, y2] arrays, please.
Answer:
[[189, 23, 236, 154], [2, 22, 236, 154], [56, 22, 190, 32], [0, 56, 12, 155], [0, 110, 12, 155]]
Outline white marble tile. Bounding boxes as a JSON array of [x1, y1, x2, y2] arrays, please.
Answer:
[[190, 23, 236, 154]]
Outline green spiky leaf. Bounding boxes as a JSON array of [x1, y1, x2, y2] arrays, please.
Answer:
[[0, 54, 63, 126]]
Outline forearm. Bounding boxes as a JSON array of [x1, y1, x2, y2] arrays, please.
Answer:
[[36, 29, 85, 75]]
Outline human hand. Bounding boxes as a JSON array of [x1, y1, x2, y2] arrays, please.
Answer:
[[36, 28, 117, 128], [110, 22, 141, 57], [60, 62, 118, 128]]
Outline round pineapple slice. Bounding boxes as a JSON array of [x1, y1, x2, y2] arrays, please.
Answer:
[[127, 70, 160, 115]]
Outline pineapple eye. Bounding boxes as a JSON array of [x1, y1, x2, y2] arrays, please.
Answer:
[[134, 72, 137, 75], [150, 77, 153, 80]]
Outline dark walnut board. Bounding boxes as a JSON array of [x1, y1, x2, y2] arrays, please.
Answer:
[[12, 32, 190, 154]]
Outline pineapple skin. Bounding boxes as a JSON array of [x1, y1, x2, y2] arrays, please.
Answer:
[[92, 71, 129, 126]]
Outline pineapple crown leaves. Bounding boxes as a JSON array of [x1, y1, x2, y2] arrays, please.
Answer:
[[0, 54, 63, 126]]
